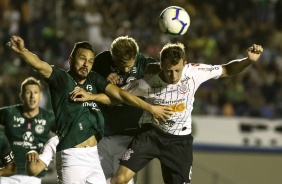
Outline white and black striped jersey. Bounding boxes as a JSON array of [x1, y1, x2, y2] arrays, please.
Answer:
[[124, 63, 222, 135]]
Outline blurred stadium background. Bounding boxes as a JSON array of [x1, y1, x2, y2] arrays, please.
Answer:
[[1, 0, 282, 184]]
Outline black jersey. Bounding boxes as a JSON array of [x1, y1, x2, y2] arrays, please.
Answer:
[[93, 51, 158, 136]]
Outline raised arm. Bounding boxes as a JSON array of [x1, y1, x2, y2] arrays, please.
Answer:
[[221, 44, 263, 77], [7, 35, 52, 78], [26, 150, 47, 176]]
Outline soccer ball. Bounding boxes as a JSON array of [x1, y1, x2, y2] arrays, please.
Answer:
[[159, 6, 190, 36]]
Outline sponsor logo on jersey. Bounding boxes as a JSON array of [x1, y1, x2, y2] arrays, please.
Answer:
[[198, 66, 219, 72], [153, 98, 185, 105], [180, 76, 190, 83], [86, 85, 93, 91], [35, 119, 46, 125], [82, 101, 100, 111], [13, 116, 25, 124], [35, 124, 45, 134], [126, 76, 136, 84], [23, 131, 34, 142], [122, 148, 134, 161]]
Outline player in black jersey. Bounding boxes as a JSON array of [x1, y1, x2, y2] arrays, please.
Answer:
[[7, 35, 171, 184], [92, 36, 159, 184]]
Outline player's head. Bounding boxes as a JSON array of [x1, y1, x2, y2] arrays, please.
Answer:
[[159, 42, 186, 84], [69, 41, 95, 81], [20, 77, 42, 110], [110, 36, 139, 73]]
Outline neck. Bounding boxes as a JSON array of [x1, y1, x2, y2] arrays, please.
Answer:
[[22, 107, 39, 118]]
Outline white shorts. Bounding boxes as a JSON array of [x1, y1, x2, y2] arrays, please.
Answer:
[[0, 175, 41, 184], [56, 146, 106, 184], [98, 135, 135, 184]]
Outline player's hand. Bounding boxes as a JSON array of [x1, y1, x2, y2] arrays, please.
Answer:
[[107, 73, 121, 85], [151, 105, 173, 125], [247, 44, 263, 62], [69, 87, 90, 102], [26, 150, 40, 162], [7, 35, 27, 53]]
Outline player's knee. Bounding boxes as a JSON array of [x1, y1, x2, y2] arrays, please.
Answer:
[[111, 173, 129, 184]]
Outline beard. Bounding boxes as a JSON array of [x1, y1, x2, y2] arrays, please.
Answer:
[[70, 65, 88, 81]]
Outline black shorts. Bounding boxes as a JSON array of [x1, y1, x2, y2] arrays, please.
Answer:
[[120, 125, 193, 184]]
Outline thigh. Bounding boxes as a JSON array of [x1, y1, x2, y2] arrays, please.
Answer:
[[119, 130, 157, 173], [57, 146, 106, 184], [160, 136, 193, 184]]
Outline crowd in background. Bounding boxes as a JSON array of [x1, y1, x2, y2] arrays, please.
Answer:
[[1, 0, 282, 118]]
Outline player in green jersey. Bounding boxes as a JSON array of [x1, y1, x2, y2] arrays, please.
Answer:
[[92, 36, 160, 184], [0, 131, 16, 176], [0, 77, 55, 184], [7, 35, 171, 184]]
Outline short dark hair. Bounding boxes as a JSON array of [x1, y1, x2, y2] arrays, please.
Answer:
[[70, 41, 94, 59], [21, 77, 41, 93], [160, 42, 186, 67], [110, 36, 139, 63]]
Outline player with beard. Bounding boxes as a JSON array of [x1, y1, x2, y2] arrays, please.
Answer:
[[7, 35, 171, 184], [0, 77, 55, 184]]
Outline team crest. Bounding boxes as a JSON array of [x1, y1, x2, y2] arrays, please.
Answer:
[[122, 148, 134, 161], [178, 85, 189, 94], [35, 124, 45, 134]]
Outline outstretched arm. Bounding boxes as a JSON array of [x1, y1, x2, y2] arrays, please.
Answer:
[[221, 44, 263, 77], [7, 35, 52, 78], [70, 84, 172, 123], [105, 84, 172, 124]]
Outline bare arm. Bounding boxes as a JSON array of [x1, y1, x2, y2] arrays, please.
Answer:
[[7, 35, 52, 78], [221, 44, 263, 77], [69, 87, 121, 105], [105, 84, 172, 123], [26, 150, 47, 176], [0, 161, 16, 176], [70, 84, 172, 123]]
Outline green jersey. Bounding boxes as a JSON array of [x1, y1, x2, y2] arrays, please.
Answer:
[[0, 104, 55, 177], [0, 131, 14, 167], [45, 66, 109, 151], [92, 51, 158, 136]]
